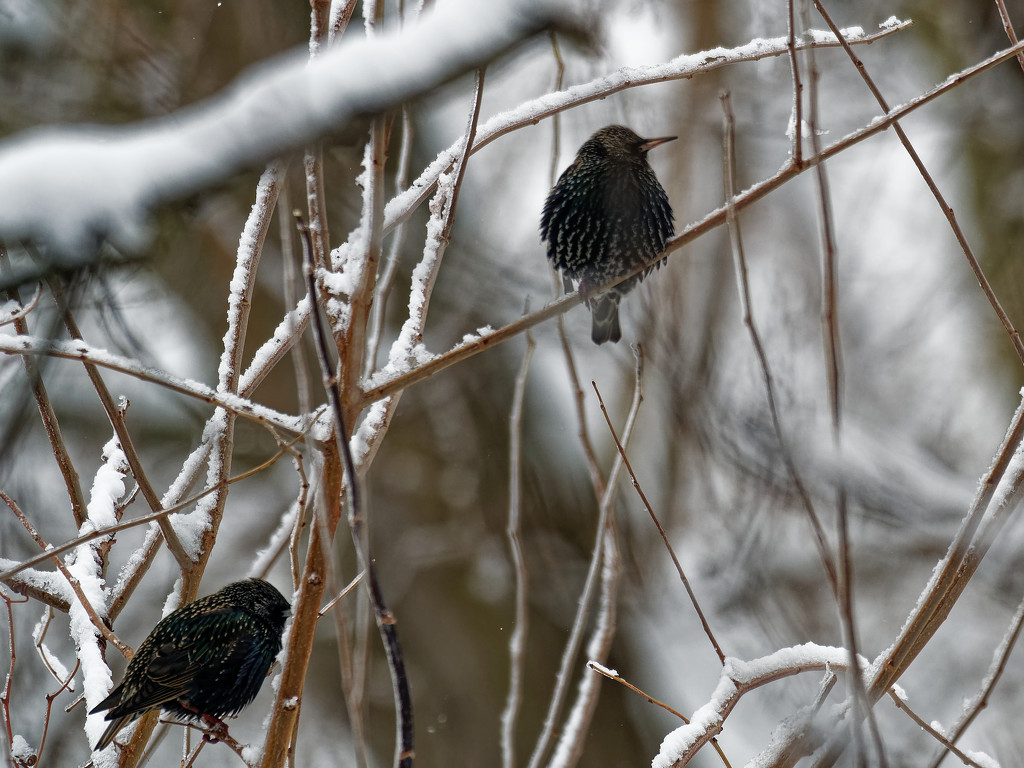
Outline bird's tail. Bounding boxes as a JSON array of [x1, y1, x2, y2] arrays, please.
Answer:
[[93, 713, 132, 752], [590, 295, 621, 344]]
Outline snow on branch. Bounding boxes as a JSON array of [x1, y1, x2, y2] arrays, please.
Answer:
[[382, 18, 913, 232], [0, 0, 577, 255], [0, 333, 314, 436], [652, 644, 859, 768]]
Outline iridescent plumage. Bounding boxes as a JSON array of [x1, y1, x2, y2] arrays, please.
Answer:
[[90, 578, 290, 751], [541, 125, 675, 344]]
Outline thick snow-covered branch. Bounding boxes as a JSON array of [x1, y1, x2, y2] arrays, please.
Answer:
[[0, 0, 574, 255]]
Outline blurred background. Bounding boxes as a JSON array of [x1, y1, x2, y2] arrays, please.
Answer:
[[3, 0, 1024, 766]]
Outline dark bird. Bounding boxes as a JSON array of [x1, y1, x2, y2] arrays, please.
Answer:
[[90, 578, 290, 751], [541, 124, 675, 344]]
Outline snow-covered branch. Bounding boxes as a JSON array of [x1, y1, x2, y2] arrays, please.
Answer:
[[0, 333, 317, 436], [652, 644, 858, 768], [0, 0, 575, 256]]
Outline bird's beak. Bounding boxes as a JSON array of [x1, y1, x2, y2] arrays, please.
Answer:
[[640, 135, 677, 153]]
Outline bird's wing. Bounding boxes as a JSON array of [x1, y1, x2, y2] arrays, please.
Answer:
[[120, 606, 240, 713]]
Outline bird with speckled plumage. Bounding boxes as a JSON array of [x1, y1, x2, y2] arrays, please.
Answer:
[[541, 124, 675, 344], [90, 578, 290, 751]]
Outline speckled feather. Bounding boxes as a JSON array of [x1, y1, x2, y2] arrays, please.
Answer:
[[90, 578, 290, 751], [540, 125, 675, 344]]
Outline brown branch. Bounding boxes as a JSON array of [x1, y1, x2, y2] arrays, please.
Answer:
[[0, 248, 87, 528], [994, 0, 1024, 74], [593, 354, 725, 664], [37, 657, 80, 767]]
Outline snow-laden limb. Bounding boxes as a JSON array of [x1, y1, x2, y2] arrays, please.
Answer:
[[168, 162, 286, 562], [0, 0, 574, 255], [68, 436, 126, 754], [652, 644, 861, 768], [382, 18, 913, 232], [0, 333, 310, 435]]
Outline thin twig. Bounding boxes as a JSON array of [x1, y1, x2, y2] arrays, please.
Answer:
[[926, 591, 1024, 768], [993, 0, 1024, 74], [317, 571, 365, 619], [1, 491, 131, 658], [801, 16, 883, 765], [501, 326, 535, 768], [1, 591, 27, 760], [525, 372, 644, 768], [37, 657, 79, 767], [367, 105, 414, 369], [593, 347, 724, 663], [0, 437, 299, 585], [886, 690, 988, 768], [719, 91, 837, 594], [46, 278, 193, 574], [1, 248, 87, 528], [587, 662, 733, 768]]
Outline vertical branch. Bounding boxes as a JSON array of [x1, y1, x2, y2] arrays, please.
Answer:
[[260, 437, 344, 768], [719, 92, 837, 594], [304, 0, 331, 273], [549, 352, 650, 768], [802, 6, 883, 764], [188, 159, 287, 593], [328, 0, 359, 45], [787, 0, 804, 165], [1, 591, 24, 764], [367, 106, 414, 369], [296, 214, 415, 768], [501, 328, 535, 768], [994, 0, 1024, 74], [341, 0, 388, 396], [525, 370, 644, 768], [803, 20, 871, 765], [0, 249, 87, 528]]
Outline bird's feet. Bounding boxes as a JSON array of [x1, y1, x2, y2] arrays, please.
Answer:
[[577, 278, 598, 306], [199, 713, 230, 743]]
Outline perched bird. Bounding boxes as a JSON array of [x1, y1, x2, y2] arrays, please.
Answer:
[[90, 578, 290, 751], [541, 124, 675, 344]]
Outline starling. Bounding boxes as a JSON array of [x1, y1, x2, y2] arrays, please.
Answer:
[[541, 124, 675, 344], [90, 578, 290, 751]]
